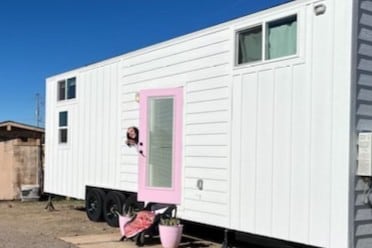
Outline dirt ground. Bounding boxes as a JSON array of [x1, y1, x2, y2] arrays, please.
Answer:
[[0, 199, 223, 248], [0, 199, 117, 248]]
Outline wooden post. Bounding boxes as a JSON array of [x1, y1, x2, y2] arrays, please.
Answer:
[[44, 194, 55, 211]]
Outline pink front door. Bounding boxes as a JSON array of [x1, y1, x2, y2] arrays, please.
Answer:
[[138, 87, 183, 204]]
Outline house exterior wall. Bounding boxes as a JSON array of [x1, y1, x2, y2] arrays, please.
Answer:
[[230, 1, 353, 247], [44, 58, 121, 199], [13, 139, 40, 186], [352, 1, 372, 248], [0, 139, 41, 200], [0, 141, 15, 199], [119, 24, 232, 228]]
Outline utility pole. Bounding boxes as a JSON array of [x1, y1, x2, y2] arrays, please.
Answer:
[[35, 93, 42, 127]]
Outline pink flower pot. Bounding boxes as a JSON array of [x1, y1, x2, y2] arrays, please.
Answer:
[[119, 215, 132, 236], [159, 224, 183, 248]]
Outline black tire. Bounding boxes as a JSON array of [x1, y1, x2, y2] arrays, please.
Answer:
[[86, 188, 105, 222], [103, 191, 126, 227], [123, 194, 144, 214]]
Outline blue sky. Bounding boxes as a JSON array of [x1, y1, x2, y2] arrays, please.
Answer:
[[0, 0, 290, 127]]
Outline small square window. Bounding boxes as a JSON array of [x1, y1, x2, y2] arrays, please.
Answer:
[[58, 80, 66, 101], [59, 129, 68, 143], [58, 111, 68, 144], [59, 111, 68, 127], [237, 25, 262, 64], [67, 77, 76, 99]]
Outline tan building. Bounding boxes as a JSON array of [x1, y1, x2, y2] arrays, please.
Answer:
[[0, 121, 44, 200]]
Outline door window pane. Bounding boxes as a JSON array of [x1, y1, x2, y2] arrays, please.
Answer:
[[266, 15, 297, 59], [238, 25, 262, 64], [147, 97, 174, 188]]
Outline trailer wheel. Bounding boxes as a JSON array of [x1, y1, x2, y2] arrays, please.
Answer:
[[86, 188, 105, 221], [123, 194, 144, 214], [103, 191, 126, 227]]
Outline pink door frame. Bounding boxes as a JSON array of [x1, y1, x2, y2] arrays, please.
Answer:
[[138, 87, 183, 204]]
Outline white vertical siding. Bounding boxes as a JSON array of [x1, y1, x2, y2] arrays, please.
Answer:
[[232, 64, 301, 237], [271, 66, 292, 239], [45, 59, 121, 199], [241, 72, 258, 231], [308, 1, 333, 245], [255, 70, 275, 235], [44, 77, 54, 194], [330, 0, 353, 247], [231, 1, 352, 248], [289, 63, 310, 243]]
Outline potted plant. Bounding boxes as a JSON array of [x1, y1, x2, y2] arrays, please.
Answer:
[[118, 205, 135, 238], [159, 208, 183, 248]]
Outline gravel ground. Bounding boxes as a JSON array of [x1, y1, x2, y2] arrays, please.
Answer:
[[0, 199, 116, 248], [0, 199, 262, 248]]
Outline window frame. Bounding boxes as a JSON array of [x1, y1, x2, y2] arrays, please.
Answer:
[[265, 15, 297, 60], [66, 77, 76, 99], [235, 13, 298, 66], [58, 80, 66, 101], [57, 77, 76, 101], [237, 24, 263, 64], [58, 111, 68, 144]]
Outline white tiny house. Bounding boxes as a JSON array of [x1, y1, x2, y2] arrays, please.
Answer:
[[44, 0, 372, 247]]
